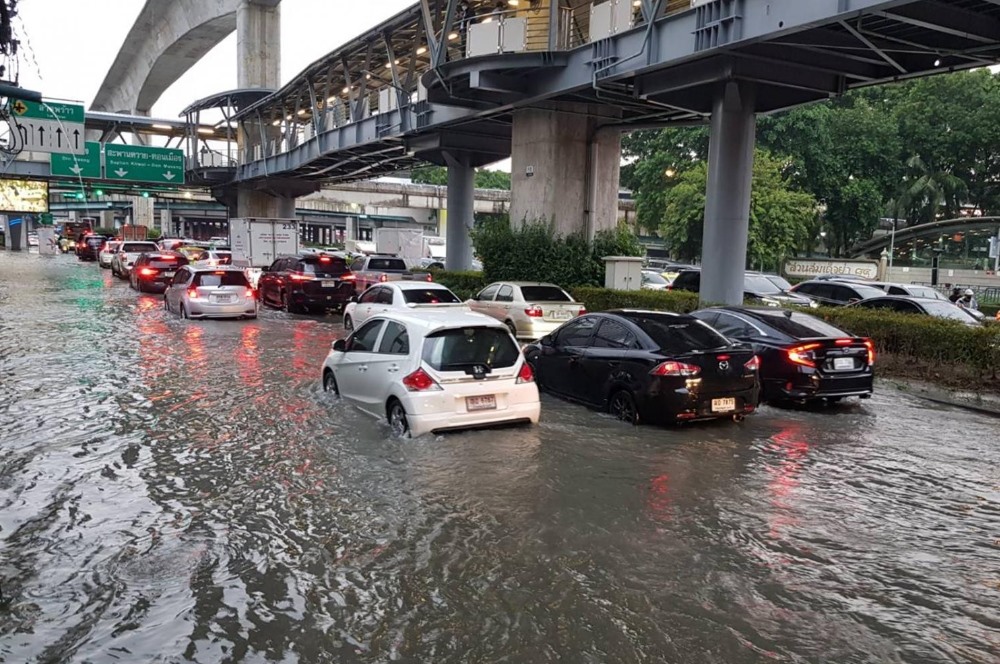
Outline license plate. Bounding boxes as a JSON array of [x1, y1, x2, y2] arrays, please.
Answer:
[[466, 395, 497, 412], [163, 271, 175, 278], [711, 397, 736, 413], [550, 310, 572, 320], [211, 295, 234, 303], [322, 280, 337, 287], [834, 357, 854, 370]]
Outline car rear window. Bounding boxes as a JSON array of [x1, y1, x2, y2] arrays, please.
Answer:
[[671, 271, 701, 291], [422, 327, 519, 372], [403, 288, 461, 304], [753, 311, 848, 338], [301, 257, 348, 277], [744, 275, 782, 294], [520, 286, 571, 302], [123, 242, 157, 253], [86, 237, 105, 246], [192, 271, 248, 287], [624, 314, 730, 353], [367, 258, 407, 271], [147, 255, 186, 269], [212, 251, 233, 264]]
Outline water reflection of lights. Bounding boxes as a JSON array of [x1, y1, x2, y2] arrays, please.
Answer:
[[238, 325, 264, 392], [646, 473, 674, 524], [764, 423, 811, 541]]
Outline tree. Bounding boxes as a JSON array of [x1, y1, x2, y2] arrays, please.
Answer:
[[897, 155, 967, 225], [410, 165, 511, 189], [659, 150, 816, 264]]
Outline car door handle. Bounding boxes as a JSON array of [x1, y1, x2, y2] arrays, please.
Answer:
[[358, 365, 368, 372], [387, 365, 400, 373]]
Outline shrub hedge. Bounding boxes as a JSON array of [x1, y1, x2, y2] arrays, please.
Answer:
[[430, 269, 487, 300], [569, 286, 700, 314]]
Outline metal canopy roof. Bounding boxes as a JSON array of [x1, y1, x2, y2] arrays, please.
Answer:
[[182, 89, 275, 116]]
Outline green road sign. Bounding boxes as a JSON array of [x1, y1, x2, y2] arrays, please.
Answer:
[[11, 98, 86, 154], [105, 144, 185, 184], [12, 99, 85, 123], [51, 141, 101, 178], [39, 212, 54, 225]]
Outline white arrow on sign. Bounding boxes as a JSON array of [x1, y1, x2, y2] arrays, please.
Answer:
[[163, 172, 175, 181], [114, 168, 128, 177], [69, 165, 83, 175]]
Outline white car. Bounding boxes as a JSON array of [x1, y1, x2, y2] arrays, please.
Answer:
[[164, 265, 257, 320], [466, 281, 585, 341], [641, 270, 670, 290], [99, 241, 122, 268], [343, 281, 467, 331], [111, 241, 159, 279], [321, 311, 540, 437], [190, 249, 233, 267]]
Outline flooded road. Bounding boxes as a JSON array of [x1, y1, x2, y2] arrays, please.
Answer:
[[1, 251, 999, 663]]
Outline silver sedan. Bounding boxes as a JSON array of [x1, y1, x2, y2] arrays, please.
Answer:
[[164, 266, 258, 320], [466, 281, 584, 341]]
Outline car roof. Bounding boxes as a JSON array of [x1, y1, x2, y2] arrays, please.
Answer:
[[606, 309, 689, 319], [386, 281, 453, 291], [186, 265, 245, 273], [859, 295, 942, 303], [370, 310, 503, 332], [488, 281, 565, 287]]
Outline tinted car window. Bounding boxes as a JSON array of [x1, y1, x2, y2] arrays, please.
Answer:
[[744, 275, 782, 295], [795, 283, 833, 300], [123, 242, 158, 253], [713, 313, 758, 338], [750, 311, 848, 338], [592, 318, 635, 349], [403, 288, 461, 304], [624, 314, 730, 353], [520, 286, 571, 302], [496, 285, 514, 302], [556, 317, 598, 346], [350, 258, 365, 272], [144, 255, 186, 269], [477, 284, 499, 301], [377, 321, 409, 354], [642, 272, 669, 285], [887, 286, 907, 295], [301, 257, 348, 277], [359, 287, 380, 304], [848, 284, 886, 300], [906, 286, 940, 299], [765, 275, 793, 291], [192, 271, 249, 287], [367, 258, 407, 271], [422, 326, 519, 371], [921, 300, 980, 322], [348, 320, 384, 352], [671, 271, 701, 292], [375, 288, 394, 305]]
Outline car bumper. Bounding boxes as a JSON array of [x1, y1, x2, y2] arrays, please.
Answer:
[[293, 288, 355, 308], [188, 300, 258, 319], [401, 382, 540, 436], [765, 372, 874, 401], [638, 384, 760, 423], [515, 319, 569, 340]]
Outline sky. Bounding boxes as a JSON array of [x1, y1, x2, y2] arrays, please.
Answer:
[[13, 0, 414, 118]]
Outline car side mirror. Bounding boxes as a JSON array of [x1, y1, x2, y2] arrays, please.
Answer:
[[349, 295, 358, 304], [332, 339, 346, 352], [540, 335, 553, 346]]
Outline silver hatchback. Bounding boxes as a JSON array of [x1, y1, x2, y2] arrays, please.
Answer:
[[164, 266, 258, 320]]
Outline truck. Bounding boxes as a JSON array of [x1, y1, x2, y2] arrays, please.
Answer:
[[375, 228, 423, 261], [119, 225, 148, 241], [229, 218, 300, 285], [348, 254, 432, 293], [58, 220, 94, 253]]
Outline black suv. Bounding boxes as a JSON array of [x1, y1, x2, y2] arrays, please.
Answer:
[[129, 251, 189, 293], [670, 269, 814, 307], [77, 235, 113, 262], [789, 280, 885, 306], [258, 253, 356, 314]]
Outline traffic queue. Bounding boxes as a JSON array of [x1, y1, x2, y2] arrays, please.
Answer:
[[71, 233, 968, 440]]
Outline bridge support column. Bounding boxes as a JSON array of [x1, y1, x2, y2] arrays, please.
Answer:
[[701, 81, 757, 306], [510, 107, 621, 239], [444, 152, 474, 271], [238, 1, 281, 89], [237, 189, 295, 219]]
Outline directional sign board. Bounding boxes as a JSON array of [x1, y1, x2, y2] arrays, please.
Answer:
[[51, 141, 102, 178], [104, 144, 185, 184], [11, 98, 85, 154]]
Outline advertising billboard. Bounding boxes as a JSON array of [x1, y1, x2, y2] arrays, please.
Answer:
[[0, 178, 49, 213]]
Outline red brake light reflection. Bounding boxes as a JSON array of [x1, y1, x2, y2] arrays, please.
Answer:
[[139, 268, 156, 276], [787, 343, 821, 367], [651, 361, 700, 377], [744, 356, 761, 372], [863, 339, 876, 365]]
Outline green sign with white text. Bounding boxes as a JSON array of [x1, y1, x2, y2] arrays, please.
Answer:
[[12, 99, 85, 123], [104, 144, 185, 184], [51, 141, 102, 178]]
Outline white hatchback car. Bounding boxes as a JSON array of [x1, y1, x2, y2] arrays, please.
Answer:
[[164, 266, 258, 320], [321, 311, 540, 437], [99, 241, 122, 268], [343, 282, 468, 331]]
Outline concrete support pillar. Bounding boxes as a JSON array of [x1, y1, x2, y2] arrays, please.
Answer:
[[100, 210, 116, 229], [159, 208, 171, 233], [510, 107, 621, 239], [444, 152, 474, 271], [131, 196, 155, 228], [701, 81, 756, 306], [237, 1, 281, 90], [236, 189, 295, 218]]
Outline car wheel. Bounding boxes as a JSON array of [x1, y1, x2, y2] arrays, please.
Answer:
[[608, 390, 640, 425], [343, 314, 354, 331], [322, 370, 339, 396], [387, 399, 409, 437], [505, 320, 517, 338]]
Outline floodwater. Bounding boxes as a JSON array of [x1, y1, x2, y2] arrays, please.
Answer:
[[1, 251, 998, 663]]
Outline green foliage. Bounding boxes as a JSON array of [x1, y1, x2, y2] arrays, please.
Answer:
[[146, 228, 162, 240], [569, 287, 700, 314], [470, 218, 642, 288], [430, 269, 487, 300], [658, 151, 815, 265], [410, 165, 511, 190], [93, 227, 117, 236]]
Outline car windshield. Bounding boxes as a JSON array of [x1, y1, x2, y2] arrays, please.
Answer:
[[744, 275, 783, 295], [520, 286, 571, 302], [907, 286, 941, 299], [853, 284, 886, 299], [403, 288, 461, 304], [123, 242, 157, 253], [192, 271, 248, 287], [422, 326, 520, 372], [642, 272, 669, 285], [765, 275, 794, 291], [367, 258, 407, 271], [302, 258, 347, 277], [921, 300, 979, 322], [178, 247, 209, 260], [623, 314, 730, 353], [753, 311, 849, 338]]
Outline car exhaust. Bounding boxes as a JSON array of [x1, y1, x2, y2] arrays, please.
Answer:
[[732, 413, 746, 423]]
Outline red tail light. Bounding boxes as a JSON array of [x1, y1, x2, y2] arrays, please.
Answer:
[[139, 268, 156, 276], [578, 307, 587, 316], [835, 339, 854, 346], [341, 273, 356, 281], [651, 361, 700, 377], [289, 273, 313, 281], [744, 355, 760, 372], [426, 273, 433, 282], [402, 368, 441, 392], [524, 305, 544, 318], [187, 288, 199, 299], [863, 339, 876, 366], [379, 274, 388, 283], [516, 361, 534, 384], [319, 256, 332, 262], [787, 343, 821, 368], [245, 288, 255, 299]]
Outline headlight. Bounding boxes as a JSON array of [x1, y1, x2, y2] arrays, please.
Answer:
[[809, 300, 820, 309]]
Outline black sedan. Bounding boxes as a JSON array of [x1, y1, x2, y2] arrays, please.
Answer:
[[690, 306, 875, 404], [524, 310, 761, 425], [849, 296, 981, 326]]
